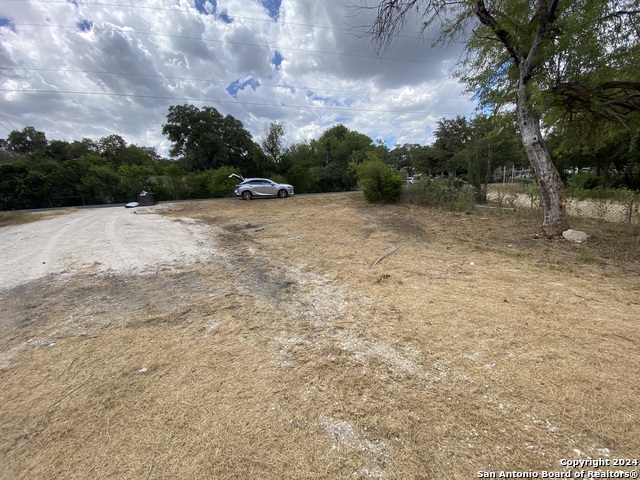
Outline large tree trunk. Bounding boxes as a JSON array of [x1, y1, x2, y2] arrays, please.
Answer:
[[516, 81, 568, 237]]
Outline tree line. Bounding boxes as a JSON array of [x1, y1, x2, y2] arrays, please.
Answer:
[[1, 100, 638, 211], [0, 111, 377, 209]]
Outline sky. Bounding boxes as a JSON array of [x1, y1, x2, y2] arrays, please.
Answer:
[[0, 0, 477, 157]]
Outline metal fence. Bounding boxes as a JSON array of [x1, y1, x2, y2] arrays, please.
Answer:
[[487, 187, 640, 224]]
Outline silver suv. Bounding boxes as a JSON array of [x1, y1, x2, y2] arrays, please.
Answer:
[[234, 178, 294, 200]]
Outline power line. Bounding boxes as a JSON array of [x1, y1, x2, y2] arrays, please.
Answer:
[[0, 67, 474, 101], [0, 112, 17, 130], [12, 22, 454, 65], [0, 88, 475, 116], [2, 0, 457, 43]]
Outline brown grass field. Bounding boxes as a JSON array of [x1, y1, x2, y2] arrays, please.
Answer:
[[1, 193, 639, 479]]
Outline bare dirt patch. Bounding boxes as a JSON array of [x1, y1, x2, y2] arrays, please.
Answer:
[[1, 194, 639, 479]]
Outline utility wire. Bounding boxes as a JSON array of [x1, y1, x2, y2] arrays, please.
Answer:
[[0, 67, 473, 100], [0, 112, 17, 130], [12, 22, 453, 65], [1, 0, 461, 43], [0, 88, 474, 116]]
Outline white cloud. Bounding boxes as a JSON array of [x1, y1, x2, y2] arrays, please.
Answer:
[[0, 0, 476, 155]]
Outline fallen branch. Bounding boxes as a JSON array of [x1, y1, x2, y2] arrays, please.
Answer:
[[371, 246, 401, 268]]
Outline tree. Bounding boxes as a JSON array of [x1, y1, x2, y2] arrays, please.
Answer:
[[411, 145, 438, 175], [162, 104, 257, 172], [387, 143, 420, 173], [465, 113, 527, 199], [46, 140, 71, 162], [313, 124, 376, 191], [7, 127, 47, 158], [98, 134, 127, 164], [261, 121, 286, 167], [431, 116, 472, 176], [280, 143, 315, 192], [366, 0, 639, 236], [67, 138, 99, 159]]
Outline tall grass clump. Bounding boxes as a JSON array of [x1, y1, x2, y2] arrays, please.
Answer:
[[401, 178, 475, 211]]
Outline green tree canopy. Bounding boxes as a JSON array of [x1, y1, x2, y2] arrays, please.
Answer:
[[261, 121, 286, 167], [162, 104, 257, 172], [431, 116, 473, 176], [6, 127, 47, 158]]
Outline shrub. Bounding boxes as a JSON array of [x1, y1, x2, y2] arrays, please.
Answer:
[[350, 155, 404, 203], [208, 166, 239, 198], [567, 171, 600, 190]]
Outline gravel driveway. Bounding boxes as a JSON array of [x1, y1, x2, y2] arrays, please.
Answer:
[[0, 206, 217, 292]]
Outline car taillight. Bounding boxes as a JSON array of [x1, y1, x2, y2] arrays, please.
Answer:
[[235, 184, 240, 188]]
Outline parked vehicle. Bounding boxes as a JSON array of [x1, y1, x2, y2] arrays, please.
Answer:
[[234, 178, 294, 200]]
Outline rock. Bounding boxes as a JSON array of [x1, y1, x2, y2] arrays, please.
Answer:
[[562, 229, 588, 243]]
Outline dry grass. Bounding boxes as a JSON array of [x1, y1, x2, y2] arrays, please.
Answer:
[[1, 193, 639, 479], [0, 208, 74, 228]]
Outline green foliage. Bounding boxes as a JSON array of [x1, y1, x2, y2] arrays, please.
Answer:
[[208, 166, 238, 198], [158, 163, 187, 200], [565, 185, 637, 202], [156, 165, 238, 200], [552, 124, 640, 189], [283, 164, 312, 194], [261, 121, 285, 167], [567, 171, 601, 190], [271, 124, 376, 194], [79, 164, 124, 204], [432, 116, 473, 175], [0, 113, 289, 208], [401, 178, 476, 212], [98, 134, 127, 164], [6, 127, 47, 158], [457, 0, 638, 122], [349, 153, 403, 203], [464, 114, 527, 191], [118, 164, 156, 200], [311, 124, 375, 191], [162, 104, 257, 172]]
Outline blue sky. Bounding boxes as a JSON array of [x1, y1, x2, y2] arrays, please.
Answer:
[[0, 0, 476, 155]]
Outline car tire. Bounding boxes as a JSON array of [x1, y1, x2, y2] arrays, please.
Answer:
[[277, 189, 289, 198], [242, 191, 252, 200]]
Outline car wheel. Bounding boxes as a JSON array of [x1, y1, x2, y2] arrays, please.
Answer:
[[277, 189, 289, 198], [242, 191, 253, 200]]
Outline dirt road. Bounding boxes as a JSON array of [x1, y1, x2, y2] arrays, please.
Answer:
[[1, 195, 639, 479], [0, 205, 218, 291]]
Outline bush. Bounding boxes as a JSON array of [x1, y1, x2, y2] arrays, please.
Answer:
[[401, 178, 475, 211], [208, 166, 238, 198], [567, 171, 600, 190], [350, 155, 403, 203]]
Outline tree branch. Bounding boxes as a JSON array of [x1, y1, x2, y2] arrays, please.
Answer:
[[550, 81, 640, 126], [602, 9, 640, 20], [521, 0, 561, 80], [365, 0, 421, 53], [474, 1, 521, 66]]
